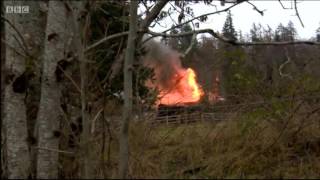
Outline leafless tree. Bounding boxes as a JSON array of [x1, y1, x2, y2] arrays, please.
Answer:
[[118, 0, 139, 178], [35, 1, 70, 178], [68, 1, 95, 178], [1, 0, 319, 178], [2, 1, 45, 178]]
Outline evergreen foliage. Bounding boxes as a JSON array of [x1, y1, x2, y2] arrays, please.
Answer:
[[222, 11, 237, 41]]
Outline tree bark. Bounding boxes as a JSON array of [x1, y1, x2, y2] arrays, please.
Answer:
[[2, 0, 44, 178], [1, 1, 6, 177], [35, 1, 68, 178], [69, 1, 95, 178], [118, 0, 138, 178]]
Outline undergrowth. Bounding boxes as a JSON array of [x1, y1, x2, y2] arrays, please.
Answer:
[[63, 95, 320, 178], [95, 102, 320, 179]]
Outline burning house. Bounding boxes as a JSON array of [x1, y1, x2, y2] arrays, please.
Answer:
[[142, 35, 224, 124]]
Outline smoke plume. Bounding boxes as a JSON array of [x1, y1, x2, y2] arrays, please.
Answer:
[[141, 35, 183, 90]]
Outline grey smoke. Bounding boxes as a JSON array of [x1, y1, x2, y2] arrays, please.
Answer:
[[141, 35, 183, 90]]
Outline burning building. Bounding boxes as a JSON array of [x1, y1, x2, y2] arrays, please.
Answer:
[[141, 35, 224, 124]]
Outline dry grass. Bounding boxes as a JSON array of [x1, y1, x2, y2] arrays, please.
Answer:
[[103, 105, 320, 179], [64, 101, 320, 179]]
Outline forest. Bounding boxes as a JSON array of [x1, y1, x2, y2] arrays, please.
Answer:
[[1, 0, 320, 179]]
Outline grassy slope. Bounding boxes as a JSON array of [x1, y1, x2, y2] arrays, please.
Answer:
[[123, 110, 320, 179], [81, 100, 320, 178]]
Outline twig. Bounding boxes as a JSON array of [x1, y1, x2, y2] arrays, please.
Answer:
[[142, 0, 154, 16], [91, 108, 104, 134], [150, 19, 168, 28], [292, 106, 320, 137], [246, 100, 304, 162], [139, 0, 170, 31], [57, 64, 82, 93], [293, 0, 304, 28], [161, 1, 244, 34], [278, 0, 304, 27], [59, 105, 81, 147], [246, 1, 265, 16], [168, 1, 195, 23], [1, 16, 32, 57], [85, 31, 129, 52], [35, 146, 75, 155], [1, 38, 28, 58], [278, 0, 291, 9]]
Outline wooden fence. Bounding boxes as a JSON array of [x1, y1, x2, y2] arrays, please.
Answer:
[[149, 93, 320, 126], [151, 112, 229, 125]]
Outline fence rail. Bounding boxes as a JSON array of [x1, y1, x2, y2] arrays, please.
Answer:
[[152, 112, 230, 125], [150, 93, 320, 126]]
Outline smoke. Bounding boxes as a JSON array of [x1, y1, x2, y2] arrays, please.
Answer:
[[141, 35, 183, 90]]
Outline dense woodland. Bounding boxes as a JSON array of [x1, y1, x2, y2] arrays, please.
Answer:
[[1, 0, 320, 179]]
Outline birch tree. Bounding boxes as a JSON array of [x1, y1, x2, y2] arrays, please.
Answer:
[[2, 0, 45, 178], [35, 1, 69, 178], [3, 1, 30, 178]]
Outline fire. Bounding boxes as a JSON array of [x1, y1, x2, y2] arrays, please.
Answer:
[[159, 68, 203, 105], [208, 73, 225, 103], [187, 68, 202, 99]]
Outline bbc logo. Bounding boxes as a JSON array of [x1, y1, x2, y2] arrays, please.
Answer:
[[6, 6, 29, 14]]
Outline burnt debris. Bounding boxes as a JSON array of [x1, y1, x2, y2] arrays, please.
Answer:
[[156, 103, 201, 122]]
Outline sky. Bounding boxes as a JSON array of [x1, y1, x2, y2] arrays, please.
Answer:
[[146, 0, 320, 40]]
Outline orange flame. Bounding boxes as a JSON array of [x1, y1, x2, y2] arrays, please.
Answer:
[[159, 68, 203, 105], [208, 73, 225, 103]]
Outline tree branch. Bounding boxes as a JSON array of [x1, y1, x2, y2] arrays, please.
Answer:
[[182, 33, 197, 58], [86, 1, 169, 52], [139, 0, 170, 31], [85, 31, 129, 52], [35, 146, 74, 155], [293, 0, 304, 28], [245, 1, 265, 16], [278, 0, 304, 27], [146, 29, 320, 46], [278, 0, 291, 10], [86, 23, 320, 53], [161, 1, 245, 34], [1, 16, 32, 57]]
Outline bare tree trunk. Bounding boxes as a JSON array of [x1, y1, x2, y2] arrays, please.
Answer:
[[118, 0, 138, 178], [69, 1, 95, 178], [2, 0, 44, 178], [1, 1, 7, 178], [35, 1, 68, 178]]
